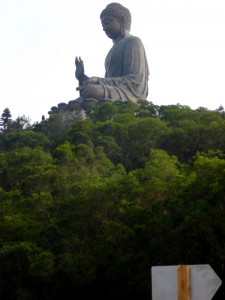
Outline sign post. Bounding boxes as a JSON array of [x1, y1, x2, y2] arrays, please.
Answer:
[[178, 265, 190, 300], [151, 264, 222, 300]]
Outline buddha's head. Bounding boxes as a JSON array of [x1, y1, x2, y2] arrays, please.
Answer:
[[100, 2, 131, 40]]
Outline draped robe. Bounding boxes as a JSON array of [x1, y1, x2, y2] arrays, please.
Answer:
[[98, 35, 149, 102]]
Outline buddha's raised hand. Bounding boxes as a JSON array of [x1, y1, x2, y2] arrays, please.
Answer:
[[75, 56, 85, 80]]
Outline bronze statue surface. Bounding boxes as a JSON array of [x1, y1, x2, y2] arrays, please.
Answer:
[[75, 2, 149, 108]]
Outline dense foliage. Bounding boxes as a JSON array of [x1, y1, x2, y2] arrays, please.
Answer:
[[0, 101, 225, 299]]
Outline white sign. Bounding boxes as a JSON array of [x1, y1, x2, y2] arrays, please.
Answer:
[[151, 264, 222, 300]]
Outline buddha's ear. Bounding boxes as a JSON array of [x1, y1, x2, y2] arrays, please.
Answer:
[[120, 16, 125, 36]]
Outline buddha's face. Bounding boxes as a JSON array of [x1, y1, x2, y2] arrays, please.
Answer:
[[101, 14, 121, 40]]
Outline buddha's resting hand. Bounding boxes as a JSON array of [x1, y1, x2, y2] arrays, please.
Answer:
[[84, 77, 99, 84], [75, 56, 85, 80], [79, 83, 104, 100]]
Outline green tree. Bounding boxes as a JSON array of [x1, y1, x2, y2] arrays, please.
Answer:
[[0, 107, 12, 131], [0, 146, 54, 194], [4, 115, 32, 133], [126, 117, 168, 169], [0, 130, 50, 152]]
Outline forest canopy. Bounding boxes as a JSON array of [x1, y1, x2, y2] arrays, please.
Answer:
[[0, 101, 225, 300]]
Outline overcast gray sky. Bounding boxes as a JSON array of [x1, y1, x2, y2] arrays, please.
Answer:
[[0, 0, 225, 122]]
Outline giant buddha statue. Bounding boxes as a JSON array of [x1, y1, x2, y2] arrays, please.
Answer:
[[74, 2, 149, 108]]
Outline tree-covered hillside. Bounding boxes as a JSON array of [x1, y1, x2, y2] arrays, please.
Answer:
[[1, 101, 225, 300]]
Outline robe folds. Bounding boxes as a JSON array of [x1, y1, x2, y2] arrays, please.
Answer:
[[98, 35, 149, 102]]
